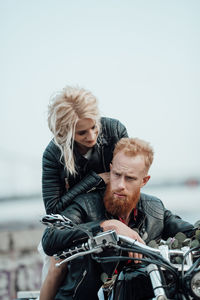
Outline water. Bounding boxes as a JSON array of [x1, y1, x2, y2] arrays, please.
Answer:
[[0, 185, 199, 228], [143, 185, 200, 225], [0, 197, 45, 229]]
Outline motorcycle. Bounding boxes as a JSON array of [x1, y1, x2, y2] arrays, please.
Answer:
[[40, 214, 200, 300], [15, 214, 200, 300]]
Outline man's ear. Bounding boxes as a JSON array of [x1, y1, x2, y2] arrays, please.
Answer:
[[141, 175, 150, 187], [109, 163, 112, 171]]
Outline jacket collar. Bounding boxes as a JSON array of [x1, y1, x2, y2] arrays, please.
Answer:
[[73, 131, 108, 163]]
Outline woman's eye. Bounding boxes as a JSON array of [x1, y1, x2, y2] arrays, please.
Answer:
[[78, 131, 86, 136]]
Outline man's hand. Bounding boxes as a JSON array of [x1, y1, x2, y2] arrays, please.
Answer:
[[100, 219, 145, 263]]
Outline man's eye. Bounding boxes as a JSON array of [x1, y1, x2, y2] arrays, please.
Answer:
[[114, 173, 120, 177], [126, 177, 136, 181]]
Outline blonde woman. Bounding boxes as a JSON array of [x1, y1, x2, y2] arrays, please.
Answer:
[[40, 85, 128, 300]]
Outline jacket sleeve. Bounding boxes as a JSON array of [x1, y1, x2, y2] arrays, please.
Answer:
[[42, 143, 103, 214], [42, 200, 102, 256], [162, 209, 194, 240], [116, 119, 129, 139], [42, 221, 102, 256]]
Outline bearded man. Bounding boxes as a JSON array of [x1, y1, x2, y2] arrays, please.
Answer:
[[42, 138, 194, 300]]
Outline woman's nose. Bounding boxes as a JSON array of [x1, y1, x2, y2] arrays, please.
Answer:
[[87, 130, 95, 141]]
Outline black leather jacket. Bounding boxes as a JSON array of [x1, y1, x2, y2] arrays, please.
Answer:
[[42, 117, 128, 214], [42, 190, 194, 300]]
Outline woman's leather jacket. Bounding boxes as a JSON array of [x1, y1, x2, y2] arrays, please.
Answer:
[[42, 117, 128, 214]]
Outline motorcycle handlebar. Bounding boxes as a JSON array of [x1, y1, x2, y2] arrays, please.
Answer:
[[54, 230, 193, 272], [41, 214, 194, 270]]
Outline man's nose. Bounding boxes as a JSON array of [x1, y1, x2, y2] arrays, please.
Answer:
[[118, 177, 125, 189]]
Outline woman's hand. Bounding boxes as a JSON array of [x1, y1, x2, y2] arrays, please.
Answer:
[[98, 172, 110, 184]]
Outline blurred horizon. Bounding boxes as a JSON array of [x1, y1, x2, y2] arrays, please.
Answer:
[[1, 145, 200, 198]]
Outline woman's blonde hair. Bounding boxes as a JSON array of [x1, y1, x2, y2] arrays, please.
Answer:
[[48, 86, 101, 175]]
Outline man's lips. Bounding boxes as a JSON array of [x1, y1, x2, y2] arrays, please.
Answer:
[[113, 192, 126, 199]]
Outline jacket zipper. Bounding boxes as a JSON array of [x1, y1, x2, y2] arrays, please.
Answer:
[[86, 186, 97, 193], [86, 139, 106, 193], [101, 144, 107, 172], [86, 178, 103, 193], [73, 269, 87, 298], [137, 215, 146, 232]]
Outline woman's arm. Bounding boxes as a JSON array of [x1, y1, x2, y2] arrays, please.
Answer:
[[42, 142, 104, 214]]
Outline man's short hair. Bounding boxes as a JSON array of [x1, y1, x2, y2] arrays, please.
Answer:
[[113, 137, 154, 172]]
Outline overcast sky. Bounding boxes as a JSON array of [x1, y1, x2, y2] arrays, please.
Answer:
[[0, 0, 200, 195]]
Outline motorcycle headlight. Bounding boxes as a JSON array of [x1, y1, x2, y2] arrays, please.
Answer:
[[190, 270, 200, 299]]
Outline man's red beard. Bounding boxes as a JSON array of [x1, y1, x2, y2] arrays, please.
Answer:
[[103, 183, 141, 218]]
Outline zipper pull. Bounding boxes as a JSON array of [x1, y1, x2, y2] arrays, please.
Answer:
[[86, 187, 96, 193]]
